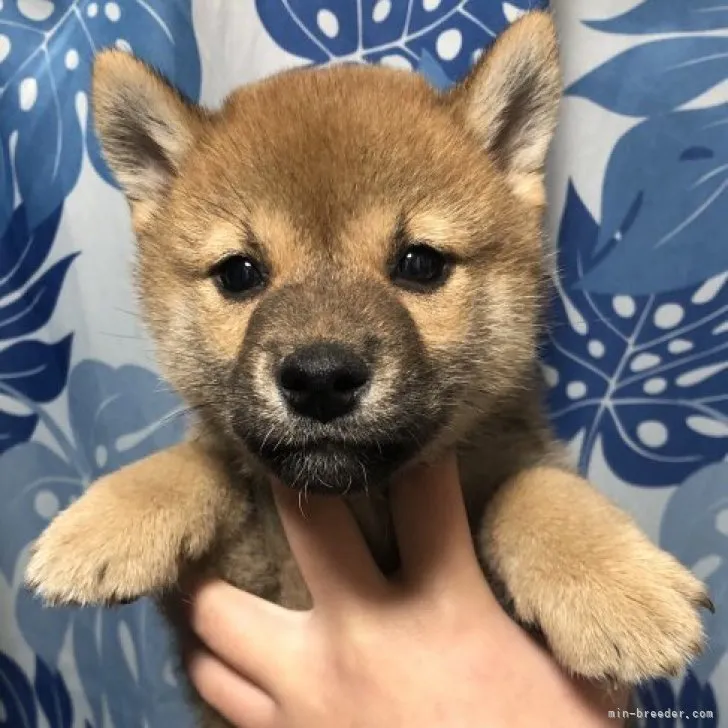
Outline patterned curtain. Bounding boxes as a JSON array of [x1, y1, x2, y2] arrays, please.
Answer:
[[0, 1, 724, 726]]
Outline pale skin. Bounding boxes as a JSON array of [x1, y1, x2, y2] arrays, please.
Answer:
[[184, 454, 629, 728]]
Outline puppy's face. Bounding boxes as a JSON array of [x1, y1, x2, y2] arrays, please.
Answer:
[[92, 13, 560, 493]]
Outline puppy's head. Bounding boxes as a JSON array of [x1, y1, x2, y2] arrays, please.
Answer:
[[92, 12, 560, 493]]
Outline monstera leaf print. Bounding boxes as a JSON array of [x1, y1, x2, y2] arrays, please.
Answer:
[[585, 0, 728, 35], [0, 651, 36, 728], [33, 655, 74, 728], [660, 462, 728, 682], [255, 0, 547, 79], [0, 359, 184, 582], [568, 37, 728, 117], [635, 671, 719, 727], [0, 205, 75, 456], [0, 358, 187, 728], [542, 184, 728, 486], [0, 0, 201, 236], [575, 105, 728, 295], [0, 651, 77, 728]]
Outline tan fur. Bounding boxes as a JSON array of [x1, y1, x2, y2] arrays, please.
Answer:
[[26, 12, 710, 728], [484, 467, 709, 684], [26, 441, 230, 605]]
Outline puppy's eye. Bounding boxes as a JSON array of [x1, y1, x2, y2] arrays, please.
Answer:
[[213, 255, 265, 296], [392, 245, 449, 290]]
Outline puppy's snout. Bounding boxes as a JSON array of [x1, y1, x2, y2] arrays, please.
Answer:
[[277, 343, 370, 423]]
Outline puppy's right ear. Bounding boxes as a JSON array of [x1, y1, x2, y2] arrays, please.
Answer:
[[92, 50, 201, 210], [446, 11, 561, 207]]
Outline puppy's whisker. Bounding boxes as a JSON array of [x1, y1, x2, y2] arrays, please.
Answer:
[[113, 306, 141, 318], [342, 472, 354, 497], [259, 424, 276, 454], [358, 459, 370, 499]]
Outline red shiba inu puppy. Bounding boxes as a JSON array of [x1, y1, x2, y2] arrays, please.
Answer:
[[27, 12, 710, 727]]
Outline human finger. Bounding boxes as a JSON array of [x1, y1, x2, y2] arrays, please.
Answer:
[[390, 453, 481, 592], [186, 578, 301, 689], [186, 645, 278, 728], [273, 482, 387, 607]]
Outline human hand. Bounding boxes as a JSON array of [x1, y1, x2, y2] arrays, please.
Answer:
[[184, 454, 628, 727]]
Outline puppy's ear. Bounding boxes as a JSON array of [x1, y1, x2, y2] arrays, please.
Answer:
[[92, 50, 201, 209], [447, 11, 561, 205]]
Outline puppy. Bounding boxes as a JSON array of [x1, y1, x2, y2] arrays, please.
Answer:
[[26, 12, 710, 727]]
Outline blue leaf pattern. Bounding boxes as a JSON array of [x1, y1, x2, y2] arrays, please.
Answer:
[[660, 463, 728, 682], [415, 49, 453, 90], [0, 202, 73, 457], [0, 652, 79, 728], [0, 205, 61, 299], [0, 0, 202, 236], [0, 408, 37, 455], [635, 671, 719, 727], [67, 360, 186, 480], [34, 655, 73, 728], [568, 37, 728, 117], [635, 676, 677, 727], [0, 253, 77, 339], [585, 0, 728, 35], [0, 441, 80, 581], [578, 106, 728, 294], [72, 602, 192, 728], [544, 184, 728, 485], [255, 0, 546, 79], [678, 672, 720, 728], [0, 335, 73, 402], [0, 1, 726, 725], [15, 594, 192, 728], [5, 359, 187, 726], [0, 652, 36, 728]]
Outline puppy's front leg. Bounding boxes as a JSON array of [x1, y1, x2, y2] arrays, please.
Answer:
[[481, 466, 711, 684], [26, 441, 230, 606]]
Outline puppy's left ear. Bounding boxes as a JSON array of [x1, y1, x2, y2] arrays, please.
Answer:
[[447, 11, 561, 206]]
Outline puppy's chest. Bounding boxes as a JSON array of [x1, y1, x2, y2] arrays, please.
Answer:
[[249, 488, 400, 610], [215, 461, 499, 611]]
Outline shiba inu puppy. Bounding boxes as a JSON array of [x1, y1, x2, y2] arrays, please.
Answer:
[[26, 11, 711, 727]]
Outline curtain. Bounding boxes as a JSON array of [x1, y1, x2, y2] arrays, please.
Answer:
[[0, 1, 725, 726]]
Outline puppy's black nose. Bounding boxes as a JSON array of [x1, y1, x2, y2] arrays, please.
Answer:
[[277, 343, 370, 423]]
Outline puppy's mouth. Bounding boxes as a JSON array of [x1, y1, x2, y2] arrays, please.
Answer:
[[248, 436, 416, 494]]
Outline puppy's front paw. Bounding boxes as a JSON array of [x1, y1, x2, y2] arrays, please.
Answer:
[[515, 534, 711, 684], [484, 467, 713, 685], [26, 474, 210, 606]]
